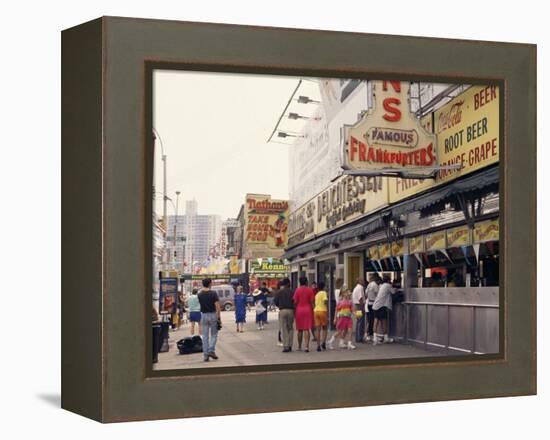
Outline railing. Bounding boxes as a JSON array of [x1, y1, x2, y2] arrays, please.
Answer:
[[393, 287, 499, 355]]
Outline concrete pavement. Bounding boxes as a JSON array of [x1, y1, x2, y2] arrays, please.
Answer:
[[154, 309, 441, 370]]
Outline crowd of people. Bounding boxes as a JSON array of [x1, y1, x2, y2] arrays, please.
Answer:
[[182, 274, 398, 362]]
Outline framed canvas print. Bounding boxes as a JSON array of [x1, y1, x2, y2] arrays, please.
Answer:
[[61, 16, 536, 422]]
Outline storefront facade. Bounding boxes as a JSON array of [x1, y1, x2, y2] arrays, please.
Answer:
[[285, 82, 500, 355]]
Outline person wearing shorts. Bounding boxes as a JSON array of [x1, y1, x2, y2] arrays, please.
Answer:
[[313, 282, 329, 351], [187, 289, 202, 336], [372, 275, 394, 345], [330, 286, 356, 350]]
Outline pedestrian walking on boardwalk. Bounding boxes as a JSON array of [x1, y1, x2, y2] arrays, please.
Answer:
[[329, 285, 356, 350], [274, 278, 295, 352], [293, 276, 314, 352], [352, 278, 366, 343], [234, 285, 247, 333], [365, 273, 380, 341], [314, 281, 329, 351], [187, 288, 202, 336], [198, 278, 221, 362], [372, 274, 395, 345], [253, 288, 268, 330]]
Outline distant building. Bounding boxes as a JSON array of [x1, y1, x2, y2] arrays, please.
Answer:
[[166, 199, 221, 273]]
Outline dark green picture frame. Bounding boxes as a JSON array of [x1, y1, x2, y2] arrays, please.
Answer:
[[62, 16, 536, 422]]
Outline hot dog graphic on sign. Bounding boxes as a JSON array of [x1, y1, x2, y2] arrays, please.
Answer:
[[343, 81, 438, 177]]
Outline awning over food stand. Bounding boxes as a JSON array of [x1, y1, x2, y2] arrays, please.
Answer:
[[284, 166, 499, 261], [388, 165, 499, 217]]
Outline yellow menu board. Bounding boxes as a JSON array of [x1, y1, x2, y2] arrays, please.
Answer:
[[473, 218, 499, 243], [425, 231, 446, 251], [446, 225, 471, 247]]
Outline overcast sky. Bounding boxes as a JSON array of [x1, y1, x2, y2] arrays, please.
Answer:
[[153, 70, 320, 220]]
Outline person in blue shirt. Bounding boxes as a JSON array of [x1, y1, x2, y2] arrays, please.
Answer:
[[234, 285, 247, 332]]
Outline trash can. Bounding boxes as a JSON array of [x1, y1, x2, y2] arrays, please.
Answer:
[[152, 323, 162, 363], [159, 321, 170, 353]]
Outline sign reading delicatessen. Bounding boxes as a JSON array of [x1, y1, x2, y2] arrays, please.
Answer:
[[288, 175, 388, 247]]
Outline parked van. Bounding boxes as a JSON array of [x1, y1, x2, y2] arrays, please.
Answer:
[[211, 284, 236, 311]]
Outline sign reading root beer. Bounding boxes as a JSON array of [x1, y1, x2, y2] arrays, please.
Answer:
[[343, 81, 438, 176]]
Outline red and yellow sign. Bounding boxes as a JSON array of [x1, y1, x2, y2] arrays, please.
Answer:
[[473, 218, 499, 243], [244, 194, 289, 258], [389, 84, 500, 203], [408, 235, 425, 254], [425, 230, 446, 251], [344, 81, 438, 177]]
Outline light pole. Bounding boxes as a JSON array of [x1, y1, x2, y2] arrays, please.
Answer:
[[153, 127, 168, 268], [173, 191, 181, 270]]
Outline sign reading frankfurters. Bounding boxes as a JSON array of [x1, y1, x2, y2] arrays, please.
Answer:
[[343, 81, 438, 177]]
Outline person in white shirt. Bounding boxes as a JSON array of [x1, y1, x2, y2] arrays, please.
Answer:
[[364, 273, 380, 341], [372, 275, 395, 345], [352, 278, 366, 343]]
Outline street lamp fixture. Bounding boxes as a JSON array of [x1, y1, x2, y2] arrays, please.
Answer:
[[296, 95, 320, 104], [288, 112, 321, 121], [277, 131, 304, 139]]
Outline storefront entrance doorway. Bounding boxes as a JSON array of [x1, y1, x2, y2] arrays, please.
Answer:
[[318, 259, 336, 329]]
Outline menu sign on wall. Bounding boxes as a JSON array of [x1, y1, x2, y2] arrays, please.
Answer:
[[343, 80, 438, 177], [473, 218, 499, 243], [389, 85, 500, 203]]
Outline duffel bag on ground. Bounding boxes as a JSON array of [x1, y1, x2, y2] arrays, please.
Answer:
[[177, 335, 203, 355]]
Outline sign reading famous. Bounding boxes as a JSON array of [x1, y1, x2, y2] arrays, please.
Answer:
[[343, 81, 438, 176]]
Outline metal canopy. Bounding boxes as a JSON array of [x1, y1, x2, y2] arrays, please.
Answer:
[[284, 165, 499, 261]]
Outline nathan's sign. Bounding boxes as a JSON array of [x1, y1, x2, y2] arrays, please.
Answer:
[[288, 175, 388, 247], [244, 194, 289, 257], [343, 81, 438, 176], [390, 85, 500, 203]]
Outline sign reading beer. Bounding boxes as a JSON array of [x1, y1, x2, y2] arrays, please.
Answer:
[[343, 81, 438, 176], [473, 218, 499, 243], [288, 175, 388, 247], [244, 194, 289, 258], [390, 85, 500, 203]]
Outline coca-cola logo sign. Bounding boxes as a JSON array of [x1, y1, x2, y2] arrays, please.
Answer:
[[437, 101, 464, 133]]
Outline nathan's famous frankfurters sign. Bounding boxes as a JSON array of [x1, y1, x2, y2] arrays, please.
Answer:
[[389, 84, 500, 202], [244, 194, 289, 258], [343, 81, 438, 177]]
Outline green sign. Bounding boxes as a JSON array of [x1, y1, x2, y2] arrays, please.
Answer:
[[249, 259, 289, 274]]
